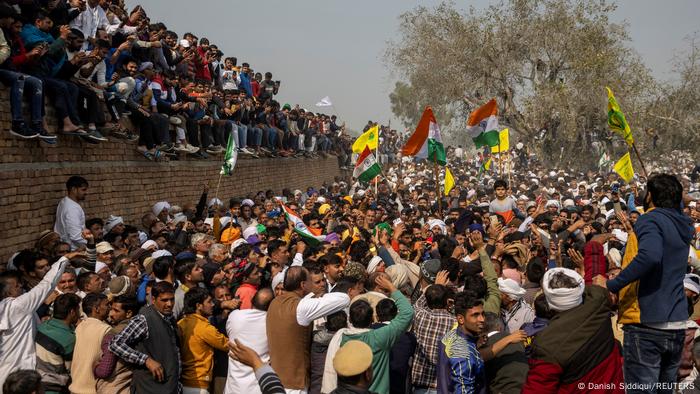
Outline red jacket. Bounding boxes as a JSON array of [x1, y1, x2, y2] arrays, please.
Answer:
[[522, 286, 624, 393], [523, 342, 623, 393]]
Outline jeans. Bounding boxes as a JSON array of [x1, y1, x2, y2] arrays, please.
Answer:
[[247, 126, 262, 147], [42, 77, 80, 125], [623, 324, 685, 394], [235, 123, 247, 149], [0, 69, 43, 124]]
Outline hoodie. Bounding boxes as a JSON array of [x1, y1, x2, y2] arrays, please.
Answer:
[[607, 208, 694, 325]]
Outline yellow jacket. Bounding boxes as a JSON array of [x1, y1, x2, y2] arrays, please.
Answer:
[[177, 314, 229, 388]]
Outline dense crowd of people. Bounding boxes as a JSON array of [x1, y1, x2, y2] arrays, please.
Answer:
[[2, 137, 700, 394], [4, 2, 700, 394], [0, 0, 358, 164]]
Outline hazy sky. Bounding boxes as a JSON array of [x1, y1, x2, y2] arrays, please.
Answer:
[[126, 0, 698, 132]]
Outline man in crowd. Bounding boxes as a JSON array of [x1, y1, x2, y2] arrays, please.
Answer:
[[178, 287, 230, 392], [0, 251, 81, 388], [36, 293, 81, 394], [606, 174, 694, 391], [267, 266, 350, 392], [411, 282, 456, 394], [109, 282, 181, 393], [524, 268, 623, 392], [226, 288, 274, 393], [69, 293, 111, 394], [437, 292, 485, 394], [94, 295, 141, 393]]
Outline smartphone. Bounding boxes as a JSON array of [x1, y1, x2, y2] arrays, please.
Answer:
[[490, 215, 499, 227], [393, 218, 403, 226]]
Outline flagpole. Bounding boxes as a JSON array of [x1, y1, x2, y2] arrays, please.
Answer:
[[214, 172, 223, 204], [630, 142, 649, 178], [434, 152, 442, 217], [374, 123, 381, 196]]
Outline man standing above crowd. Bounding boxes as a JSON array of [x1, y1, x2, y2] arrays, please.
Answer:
[[606, 174, 695, 392], [267, 266, 350, 393], [55, 176, 90, 251], [110, 282, 181, 393]]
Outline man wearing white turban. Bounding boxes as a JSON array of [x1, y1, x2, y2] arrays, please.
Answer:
[[152, 201, 171, 223], [498, 278, 534, 333], [523, 268, 624, 392]]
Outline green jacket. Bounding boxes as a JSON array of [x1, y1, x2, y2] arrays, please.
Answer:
[[479, 250, 501, 313], [341, 290, 414, 394]]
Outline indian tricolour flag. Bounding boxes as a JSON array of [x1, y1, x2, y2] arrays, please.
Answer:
[[279, 201, 327, 245], [467, 99, 500, 148], [353, 146, 381, 182], [400, 106, 446, 165]]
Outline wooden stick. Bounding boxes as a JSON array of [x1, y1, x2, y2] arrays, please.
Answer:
[[214, 172, 223, 202], [630, 142, 649, 178], [434, 153, 442, 216]]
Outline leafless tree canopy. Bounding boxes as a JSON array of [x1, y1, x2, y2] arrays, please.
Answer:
[[385, 0, 700, 168]]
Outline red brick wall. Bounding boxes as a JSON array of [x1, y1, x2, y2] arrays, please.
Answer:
[[0, 87, 347, 262]]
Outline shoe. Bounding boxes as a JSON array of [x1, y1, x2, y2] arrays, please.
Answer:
[[36, 128, 58, 144], [185, 144, 199, 153], [159, 143, 175, 153], [205, 146, 221, 154], [86, 129, 108, 142], [241, 147, 255, 155], [9, 122, 39, 139], [112, 130, 128, 139], [126, 132, 139, 142]]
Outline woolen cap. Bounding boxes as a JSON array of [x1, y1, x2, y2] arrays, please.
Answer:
[[333, 340, 373, 377]]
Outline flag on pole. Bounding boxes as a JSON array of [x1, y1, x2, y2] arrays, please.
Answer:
[[491, 128, 510, 153], [316, 96, 333, 107], [598, 152, 612, 169], [351, 125, 379, 153], [606, 87, 634, 146], [467, 99, 500, 148], [400, 106, 446, 165], [479, 157, 492, 173], [444, 167, 455, 196], [279, 200, 327, 245], [613, 152, 635, 183], [353, 146, 382, 182], [220, 132, 237, 175]]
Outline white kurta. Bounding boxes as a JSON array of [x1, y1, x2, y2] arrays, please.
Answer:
[[54, 196, 86, 251], [0, 257, 68, 389], [225, 309, 269, 394]]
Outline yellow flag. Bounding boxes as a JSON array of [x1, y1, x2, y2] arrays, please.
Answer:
[[352, 125, 379, 153], [444, 167, 455, 196], [606, 87, 634, 146], [491, 128, 509, 153], [613, 152, 635, 183]]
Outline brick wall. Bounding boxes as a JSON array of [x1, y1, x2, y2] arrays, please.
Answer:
[[0, 87, 348, 262]]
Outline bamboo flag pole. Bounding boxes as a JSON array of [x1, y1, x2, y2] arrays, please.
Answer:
[[630, 142, 649, 178], [434, 152, 442, 216]]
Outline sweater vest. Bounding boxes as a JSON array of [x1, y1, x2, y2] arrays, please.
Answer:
[[266, 292, 312, 389], [131, 306, 180, 394]]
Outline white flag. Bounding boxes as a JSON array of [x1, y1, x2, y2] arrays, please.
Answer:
[[316, 96, 333, 107]]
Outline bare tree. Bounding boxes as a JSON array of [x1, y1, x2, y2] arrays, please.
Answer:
[[385, 0, 661, 167]]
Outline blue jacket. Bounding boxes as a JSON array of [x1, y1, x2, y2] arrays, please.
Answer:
[[607, 208, 694, 324], [437, 328, 485, 394]]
